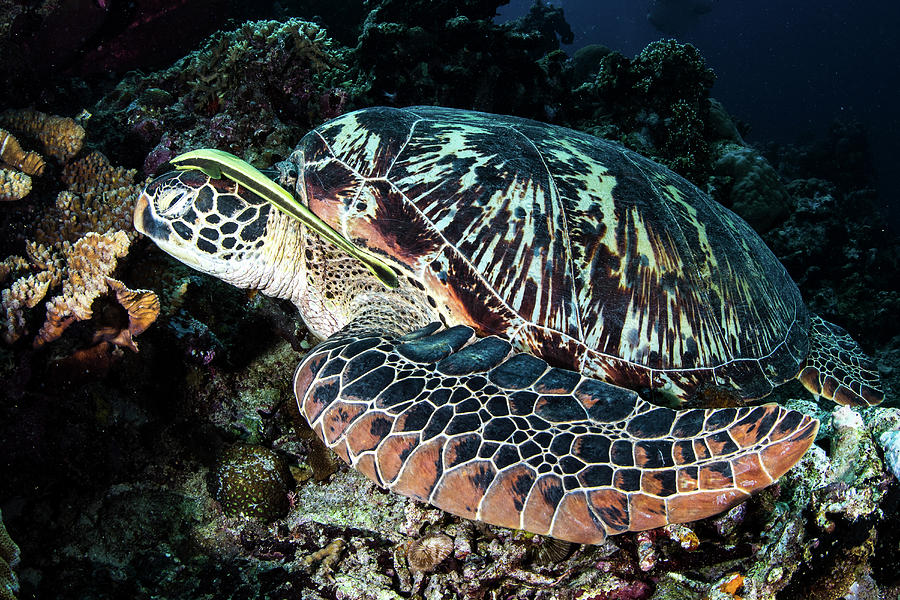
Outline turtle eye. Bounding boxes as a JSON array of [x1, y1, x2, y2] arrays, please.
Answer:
[[156, 186, 197, 219]]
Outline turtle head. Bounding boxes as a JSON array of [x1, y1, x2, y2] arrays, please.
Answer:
[[134, 168, 273, 283]]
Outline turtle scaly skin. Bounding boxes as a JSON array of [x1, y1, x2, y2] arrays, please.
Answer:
[[134, 106, 883, 544], [293, 316, 816, 544]]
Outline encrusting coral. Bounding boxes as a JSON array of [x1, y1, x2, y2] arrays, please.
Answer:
[[0, 111, 158, 350], [92, 18, 362, 174], [211, 444, 293, 522]]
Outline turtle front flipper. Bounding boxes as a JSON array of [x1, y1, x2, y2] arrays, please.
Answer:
[[797, 314, 884, 406], [294, 323, 819, 545]]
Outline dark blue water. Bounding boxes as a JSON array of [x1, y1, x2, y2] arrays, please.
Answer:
[[498, 0, 900, 224]]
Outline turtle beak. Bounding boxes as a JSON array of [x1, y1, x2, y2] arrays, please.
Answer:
[[133, 189, 171, 241], [133, 192, 149, 235]]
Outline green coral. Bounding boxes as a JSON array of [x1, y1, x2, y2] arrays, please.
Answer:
[[211, 444, 292, 521], [573, 39, 717, 180]]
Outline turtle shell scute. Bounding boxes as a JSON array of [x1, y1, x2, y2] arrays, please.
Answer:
[[296, 106, 812, 401]]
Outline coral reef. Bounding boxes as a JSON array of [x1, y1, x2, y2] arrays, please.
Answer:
[[354, 0, 568, 118], [0, 7, 897, 600], [709, 145, 794, 232], [210, 444, 292, 521], [0, 126, 46, 201], [0, 0, 271, 111], [762, 177, 900, 350], [91, 18, 363, 174], [0, 169, 31, 202], [571, 38, 716, 179], [35, 231, 148, 348], [0, 132, 156, 348], [0, 510, 18, 600], [0, 128, 45, 176], [0, 109, 84, 162]]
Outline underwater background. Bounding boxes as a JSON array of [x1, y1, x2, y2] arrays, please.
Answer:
[[0, 1, 898, 599]]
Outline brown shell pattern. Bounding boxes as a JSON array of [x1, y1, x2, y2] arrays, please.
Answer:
[[289, 107, 808, 402]]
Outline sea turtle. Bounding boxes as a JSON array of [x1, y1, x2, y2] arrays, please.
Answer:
[[134, 106, 883, 544]]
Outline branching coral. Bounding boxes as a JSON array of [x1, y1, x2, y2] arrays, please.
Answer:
[[0, 168, 31, 202], [0, 127, 45, 201], [36, 230, 130, 347], [0, 108, 85, 162], [572, 39, 717, 180], [0, 121, 157, 347], [3, 229, 158, 350]]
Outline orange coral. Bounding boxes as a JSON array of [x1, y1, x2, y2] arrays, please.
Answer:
[[719, 573, 745, 598], [93, 278, 161, 351], [0, 168, 31, 202], [35, 151, 141, 247], [0, 114, 153, 350], [35, 231, 131, 347], [0, 108, 85, 162], [0, 128, 46, 176]]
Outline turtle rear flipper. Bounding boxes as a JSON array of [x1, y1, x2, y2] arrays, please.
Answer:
[[294, 323, 819, 545], [797, 314, 884, 406]]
